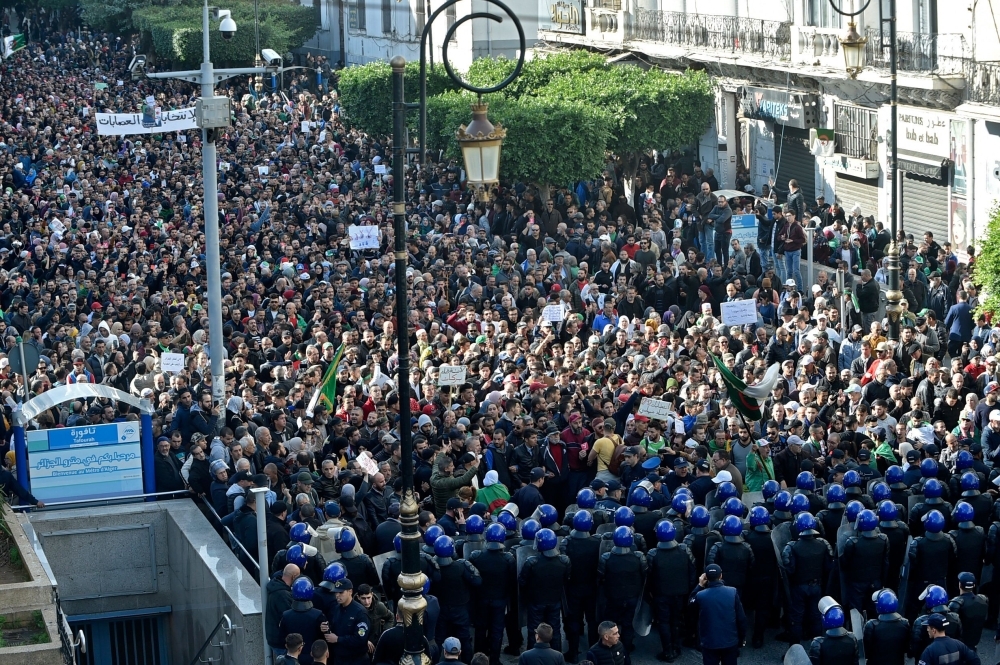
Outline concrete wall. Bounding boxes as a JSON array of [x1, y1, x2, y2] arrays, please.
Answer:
[[25, 501, 265, 665]]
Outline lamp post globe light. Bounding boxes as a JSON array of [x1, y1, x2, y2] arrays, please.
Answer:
[[455, 101, 506, 202], [839, 20, 867, 79]]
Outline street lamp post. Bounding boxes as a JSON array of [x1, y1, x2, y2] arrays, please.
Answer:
[[830, 0, 901, 342]]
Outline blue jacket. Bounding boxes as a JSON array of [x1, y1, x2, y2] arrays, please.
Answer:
[[689, 581, 746, 649], [981, 426, 1000, 461], [944, 302, 973, 342], [918, 635, 981, 664], [170, 403, 216, 447]]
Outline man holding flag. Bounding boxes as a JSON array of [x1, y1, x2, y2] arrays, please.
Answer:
[[2, 34, 25, 59]]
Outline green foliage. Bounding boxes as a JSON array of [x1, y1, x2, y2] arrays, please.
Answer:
[[81, 0, 149, 32], [133, 0, 317, 67], [465, 50, 607, 99], [973, 204, 1000, 317], [338, 61, 457, 137]]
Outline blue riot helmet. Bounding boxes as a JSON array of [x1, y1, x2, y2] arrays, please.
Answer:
[[924, 478, 944, 499], [614, 506, 635, 527], [466, 515, 485, 535], [922, 509, 945, 533], [656, 520, 677, 543], [335, 528, 357, 553], [885, 465, 905, 486], [920, 584, 949, 610], [856, 510, 878, 534], [497, 511, 517, 532], [845, 500, 864, 523], [822, 606, 845, 630], [717, 482, 738, 501], [323, 562, 347, 583], [423, 525, 445, 547], [749, 506, 771, 527], [434, 536, 456, 558], [796, 471, 815, 491], [535, 528, 558, 556], [873, 589, 899, 615], [795, 512, 819, 536], [871, 482, 891, 503], [825, 484, 846, 505], [920, 457, 939, 478], [521, 519, 541, 542], [612, 526, 634, 548], [537, 504, 559, 527], [290, 522, 311, 544], [690, 505, 711, 528], [721, 515, 743, 538], [953, 501, 975, 526], [956, 450, 974, 471], [286, 543, 308, 567], [573, 510, 594, 533], [576, 488, 597, 509], [291, 576, 315, 601], [843, 469, 861, 488], [630, 487, 652, 508], [774, 491, 793, 513], [671, 494, 691, 516], [790, 493, 811, 515], [723, 497, 744, 517], [393, 534, 403, 553], [877, 500, 899, 523], [484, 523, 507, 544], [762, 480, 780, 500], [961, 472, 981, 496]]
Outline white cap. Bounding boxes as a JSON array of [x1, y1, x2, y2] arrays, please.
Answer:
[[785, 279, 796, 287], [712, 470, 733, 484], [990, 411, 1000, 422]]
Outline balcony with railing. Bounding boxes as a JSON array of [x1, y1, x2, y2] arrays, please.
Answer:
[[966, 60, 1000, 105], [864, 29, 966, 75], [624, 10, 792, 61]]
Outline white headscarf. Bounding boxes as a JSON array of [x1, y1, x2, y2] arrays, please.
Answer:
[[484, 470, 499, 487]]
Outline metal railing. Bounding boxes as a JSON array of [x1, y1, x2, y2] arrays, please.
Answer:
[[624, 9, 791, 61], [835, 103, 878, 161], [197, 494, 260, 575], [9, 489, 193, 511], [190, 614, 234, 665], [966, 60, 1000, 105], [865, 28, 966, 74]]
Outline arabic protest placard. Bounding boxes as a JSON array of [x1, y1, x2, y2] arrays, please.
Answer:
[[356, 451, 379, 476], [374, 164, 387, 175], [160, 352, 185, 374], [48, 218, 66, 236], [542, 304, 564, 322], [438, 365, 467, 387], [637, 397, 673, 421], [720, 299, 757, 327], [95, 107, 198, 136], [348, 224, 380, 250]]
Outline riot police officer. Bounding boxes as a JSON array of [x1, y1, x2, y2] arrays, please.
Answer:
[[948, 501, 986, 594], [324, 577, 373, 665], [909, 478, 953, 538], [498, 510, 524, 656], [817, 484, 847, 548], [381, 533, 440, 608], [457, 514, 486, 558], [711, 497, 747, 533], [519, 528, 571, 651], [956, 471, 992, 529], [335, 529, 380, 592], [760, 479, 780, 514], [468, 522, 516, 665], [791, 494, 826, 541], [646, 520, 695, 662], [878, 500, 911, 592], [795, 471, 827, 514], [432, 535, 481, 660], [710, 481, 740, 521], [948, 572, 988, 650], [910, 584, 963, 657], [907, 511, 958, 620], [629, 487, 661, 550], [745, 506, 779, 649], [885, 465, 912, 508], [707, 515, 754, 599], [841, 509, 889, 616], [565, 488, 598, 528], [534, 504, 565, 537], [597, 526, 647, 654], [422, 524, 446, 556], [663, 493, 692, 536], [773, 490, 795, 526], [602, 507, 646, 553], [682, 505, 711, 575], [314, 562, 347, 615], [561, 511, 601, 662], [863, 589, 909, 665], [808, 597, 860, 665], [782, 512, 834, 643], [843, 469, 873, 509], [279, 577, 327, 665], [285, 543, 327, 586]]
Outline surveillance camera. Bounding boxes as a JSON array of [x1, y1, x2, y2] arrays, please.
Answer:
[[261, 48, 282, 67], [219, 16, 237, 40]]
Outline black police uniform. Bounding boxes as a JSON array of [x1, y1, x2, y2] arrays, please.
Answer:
[[910, 610, 963, 657], [340, 551, 382, 593], [432, 555, 481, 659], [631, 507, 661, 551], [909, 499, 953, 538], [380, 551, 440, 608], [917, 635, 982, 664], [880, 516, 911, 592], [327, 597, 372, 665], [957, 489, 992, 529], [681, 526, 710, 578], [597, 546, 647, 652], [948, 524, 986, 595], [519, 549, 571, 650], [745, 526, 779, 647], [279, 600, 326, 665], [781, 533, 834, 642], [468, 546, 516, 665], [949, 591, 989, 649], [862, 612, 910, 665], [808, 624, 859, 664], [706, 536, 754, 598], [646, 540, 696, 660], [906, 534, 958, 619], [816, 505, 845, 548], [841, 529, 890, 615], [561, 532, 602, 660]]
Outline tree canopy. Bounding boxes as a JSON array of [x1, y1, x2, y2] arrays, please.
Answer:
[[973, 204, 1000, 316]]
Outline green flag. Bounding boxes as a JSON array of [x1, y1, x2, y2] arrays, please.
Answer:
[[3, 34, 25, 59], [709, 352, 781, 423], [306, 344, 345, 416], [850, 292, 861, 313]]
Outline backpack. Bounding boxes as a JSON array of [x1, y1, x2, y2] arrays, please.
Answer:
[[606, 435, 627, 476]]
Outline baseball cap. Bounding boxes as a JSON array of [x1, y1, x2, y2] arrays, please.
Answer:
[[926, 614, 949, 630], [446, 497, 468, 511], [624, 446, 640, 456], [297, 471, 314, 484], [705, 564, 723, 580], [673, 457, 690, 468], [606, 480, 622, 492], [990, 411, 1000, 422], [590, 479, 607, 490], [695, 459, 710, 471], [530, 467, 546, 482], [712, 470, 733, 484], [784, 279, 796, 287], [987, 382, 1000, 394], [845, 384, 862, 394], [858, 449, 871, 460], [332, 578, 354, 592], [443, 637, 462, 655]]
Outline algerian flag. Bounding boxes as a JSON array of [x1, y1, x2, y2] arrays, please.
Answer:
[[3, 34, 25, 59], [850, 292, 861, 313], [710, 353, 782, 422], [306, 344, 345, 417]]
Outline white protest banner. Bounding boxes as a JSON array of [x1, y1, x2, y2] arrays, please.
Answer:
[[721, 299, 757, 327], [638, 397, 673, 421], [96, 107, 198, 136], [374, 164, 387, 175], [160, 352, 185, 374], [356, 451, 379, 476], [542, 304, 564, 322], [257, 165, 269, 176], [438, 365, 467, 386], [348, 224, 380, 250], [48, 218, 66, 235]]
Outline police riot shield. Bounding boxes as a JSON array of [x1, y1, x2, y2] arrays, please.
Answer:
[[705, 489, 720, 510], [516, 544, 534, 628], [564, 503, 581, 525], [982, 562, 994, 586], [709, 507, 725, 527], [995, 638, 1000, 665], [462, 540, 484, 560], [373, 551, 394, 580], [632, 575, 652, 637], [595, 522, 615, 537], [850, 609, 866, 665], [837, 515, 856, 557], [907, 494, 922, 514], [704, 532, 722, 567], [742, 491, 764, 511], [771, 521, 793, 602], [836, 519, 856, 606], [896, 536, 915, 613], [783, 644, 811, 665]]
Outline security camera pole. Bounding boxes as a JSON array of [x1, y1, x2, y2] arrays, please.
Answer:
[[147, 0, 281, 409]]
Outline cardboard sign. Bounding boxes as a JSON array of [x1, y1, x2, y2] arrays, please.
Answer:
[[348, 224, 380, 250], [160, 352, 185, 373], [356, 451, 379, 476], [542, 304, 564, 322], [637, 397, 673, 421], [438, 365, 467, 387], [374, 164, 387, 175], [721, 299, 757, 326]]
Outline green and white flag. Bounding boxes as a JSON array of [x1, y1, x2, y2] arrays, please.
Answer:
[[3, 34, 25, 59], [710, 352, 782, 422]]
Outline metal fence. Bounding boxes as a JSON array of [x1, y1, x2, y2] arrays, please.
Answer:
[[835, 104, 878, 161], [966, 60, 1000, 106], [865, 29, 966, 74], [625, 9, 792, 61]]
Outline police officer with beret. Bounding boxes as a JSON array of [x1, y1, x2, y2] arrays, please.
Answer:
[[322, 578, 372, 665]]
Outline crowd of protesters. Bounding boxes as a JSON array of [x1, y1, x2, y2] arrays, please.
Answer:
[[0, 14, 997, 665]]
